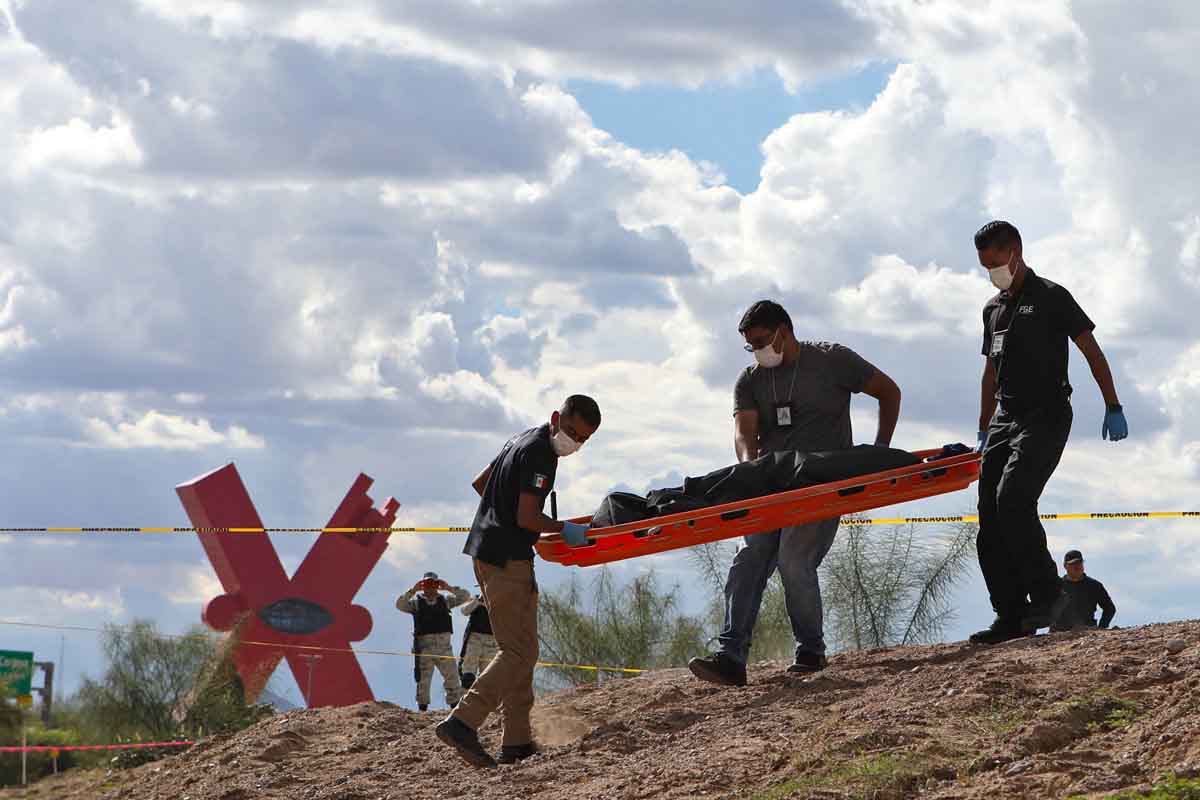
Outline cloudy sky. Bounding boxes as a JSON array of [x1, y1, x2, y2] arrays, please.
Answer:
[[2, 0, 1199, 712]]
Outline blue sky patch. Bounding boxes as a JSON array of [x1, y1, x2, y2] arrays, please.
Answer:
[[567, 62, 896, 194]]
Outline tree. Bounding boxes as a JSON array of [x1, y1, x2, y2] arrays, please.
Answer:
[[690, 519, 978, 657], [537, 567, 708, 688], [821, 520, 977, 650], [75, 619, 269, 742], [0, 679, 20, 738]]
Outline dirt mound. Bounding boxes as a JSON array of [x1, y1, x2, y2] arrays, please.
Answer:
[[12, 620, 1200, 799]]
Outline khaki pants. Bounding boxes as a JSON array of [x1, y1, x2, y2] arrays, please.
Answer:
[[452, 558, 538, 746], [415, 632, 462, 707], [460, 632, 499, 680]]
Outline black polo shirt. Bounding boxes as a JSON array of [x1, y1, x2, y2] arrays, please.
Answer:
[[464, 424, 557, 567], [982, 268, 1094, 415]]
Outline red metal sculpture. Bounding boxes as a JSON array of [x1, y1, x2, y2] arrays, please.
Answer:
[[176, 464, 399, 708]]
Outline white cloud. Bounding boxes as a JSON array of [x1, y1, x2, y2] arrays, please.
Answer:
[[742, 63, 989, 293], [1177, 215, 1200, 289], [0, 586, 125, 619], [19, 115, 143, 172], [833, 255, 991, 340], [165, 564, 224, 605], [82, 411, 266, 451], [133, 0, 881, 89]]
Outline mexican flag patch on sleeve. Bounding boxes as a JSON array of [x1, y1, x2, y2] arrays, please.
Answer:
[[533, 474, 548, 489]]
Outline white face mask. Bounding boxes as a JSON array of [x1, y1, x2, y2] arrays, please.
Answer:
[[753, 330, 784, 368], [551, 427, 582, 457], [988, 265, 1014, 291]]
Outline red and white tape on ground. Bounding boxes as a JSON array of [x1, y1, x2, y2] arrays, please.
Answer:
[[0, 741, 193, 753]]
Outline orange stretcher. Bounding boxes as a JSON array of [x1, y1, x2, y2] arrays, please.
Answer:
[[536, 448, 980, 567]]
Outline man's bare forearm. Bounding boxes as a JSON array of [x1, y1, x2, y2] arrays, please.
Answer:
[[734, 436, 759, 463], [1085, 349, 1120, 406], [518, 509, 568, 534], [874, 392, 901, 447]]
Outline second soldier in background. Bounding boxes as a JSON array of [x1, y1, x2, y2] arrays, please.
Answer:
[[458, 594, 499, 690]]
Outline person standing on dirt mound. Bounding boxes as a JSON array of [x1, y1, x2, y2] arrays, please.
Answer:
[[397, 572, 471, 711], [436, 394, 601, 768], [458, 594, 498, 690], [1051, 549, 1116, 631], [688, 300, 902, 686], [970, 220, 1128, 645]]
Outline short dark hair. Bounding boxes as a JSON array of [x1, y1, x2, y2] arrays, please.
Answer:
[[562, 394, 601, 428], [738, 300, 793, 334], [974, 220, 1022, 251]]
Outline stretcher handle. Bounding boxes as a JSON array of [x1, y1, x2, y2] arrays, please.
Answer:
[[541, 448, 979, 545]]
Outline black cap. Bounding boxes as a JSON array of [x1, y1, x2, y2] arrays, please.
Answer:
[[1063, 550, 1083, 565]]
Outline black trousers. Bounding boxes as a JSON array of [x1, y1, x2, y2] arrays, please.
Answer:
[[977, 401, 1072, 620]]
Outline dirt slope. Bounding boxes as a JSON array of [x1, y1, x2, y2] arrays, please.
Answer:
[[11, 620, 1200, 800]]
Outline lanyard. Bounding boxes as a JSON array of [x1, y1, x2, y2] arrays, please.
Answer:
[[991, 284, 1027, 389], [771, 358, 801, 405]]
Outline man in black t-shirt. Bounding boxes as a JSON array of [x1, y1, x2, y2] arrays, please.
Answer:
[[437, 395, 601, 768], [1052, 549, 1116, 631], [969, 221, 1128, 645]]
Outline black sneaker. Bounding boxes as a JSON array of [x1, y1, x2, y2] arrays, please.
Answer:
[[787, 650, 828, 673], [688, 653, 747, 687], [418, 703, 428, 712], [969, 617, 1029, 645], [1021, 591, 1069, 632], [496, 743, 539, 764], [435, 716, 497, 769]]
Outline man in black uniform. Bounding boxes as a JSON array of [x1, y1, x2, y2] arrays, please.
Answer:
[[436, 394, 601, 768], [970, 220, 1128, 645], [1052, 549, 1116, 631]]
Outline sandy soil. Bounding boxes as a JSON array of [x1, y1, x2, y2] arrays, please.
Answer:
[[8, 620, 1200, 799]]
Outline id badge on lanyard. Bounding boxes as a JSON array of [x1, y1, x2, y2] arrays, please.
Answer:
[[774, 401, 794, 428], [771, 360, 800, 429], [990, 329, 1007, 359], [990, 292, 1023, 380]]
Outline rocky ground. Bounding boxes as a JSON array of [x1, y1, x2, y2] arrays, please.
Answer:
[[9, 620, 1200, 799]]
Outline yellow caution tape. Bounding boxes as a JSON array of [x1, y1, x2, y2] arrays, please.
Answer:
[[840, 511, 1200, 525], [0, 619, 643, 675], [4, 512, 1199, 534]]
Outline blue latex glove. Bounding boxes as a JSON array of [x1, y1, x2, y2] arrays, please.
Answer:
[[1102, 406, 1128, 441], [560, 521, 591, 547], [976, 430, 988, 453]]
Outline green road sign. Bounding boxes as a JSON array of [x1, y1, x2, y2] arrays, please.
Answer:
[[0, 650, 35, 696]]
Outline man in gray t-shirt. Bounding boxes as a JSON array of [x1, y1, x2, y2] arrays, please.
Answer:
[[733, 340, 876, 453], [689, 300, 902, 686]]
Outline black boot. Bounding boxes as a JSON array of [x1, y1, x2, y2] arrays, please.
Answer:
[[418, 703, 428, 712], [969, 617, 1029, 645], [496, 743, 539, 764], [688, 653, 747, 687], [435, 716, 497, 769], [787, 650, 828, 673]]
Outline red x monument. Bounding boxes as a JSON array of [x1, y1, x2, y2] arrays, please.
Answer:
[[176, 464, 399, 708]]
